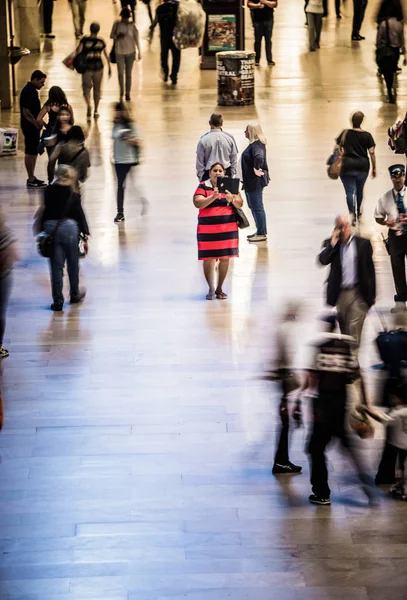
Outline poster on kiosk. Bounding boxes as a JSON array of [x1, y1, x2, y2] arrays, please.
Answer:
[[200, 0, 245, 69]]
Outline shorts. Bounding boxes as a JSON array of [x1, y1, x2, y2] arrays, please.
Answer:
[[21, 124, 40, 156]]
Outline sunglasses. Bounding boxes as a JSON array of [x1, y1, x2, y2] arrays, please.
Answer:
[[391, 171, 405, 177]]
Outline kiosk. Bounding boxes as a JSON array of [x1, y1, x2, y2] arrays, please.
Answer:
[[200, 0, 245, 70]]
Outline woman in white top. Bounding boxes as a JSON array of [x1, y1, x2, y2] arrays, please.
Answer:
[[110, 7, 142, 101], [305, 0, 324, 51]]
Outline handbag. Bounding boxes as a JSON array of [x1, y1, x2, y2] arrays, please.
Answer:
[[327, 129, 348, 180], [109, 43, 117, 64], [37, 191, 74, 258], [232, 205, 250, 229], [376, 19, 395, 68], [73, 52, 87, 74]]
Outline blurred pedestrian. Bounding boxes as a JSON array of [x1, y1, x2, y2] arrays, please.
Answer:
[[110, 8, 142, 101], [154, 0, 180, 85], [48, 126, 90, 189], [335, 112, 376, 224], [247, 0, 277, 66], [75, 22, 111, 119], [69, 0, 87, 39], [43, 0, 56, 38], [318, 215, 376, 347], [41, 165, 90, 311], [374, 164, 407, 310], [303, 315, 376, 505], [352, 0, 367, 40], [37, 86, 74, 157], [196, 113, 238, 181], [0, 210, 19, 359], [242, 122, 269, 243], [271, 302, 303, 474], [375, 0, 405, 104], [20, 70, 47, 188], [193, 163, 242, 300], [120, 0, 135, 22], [112, 102, 141, 223], [305, 0, 323, 51]]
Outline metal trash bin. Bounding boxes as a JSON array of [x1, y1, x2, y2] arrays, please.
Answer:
[[217, 50, 255, 106]]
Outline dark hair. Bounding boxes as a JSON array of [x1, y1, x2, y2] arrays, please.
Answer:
[[351, 111, 364, 128], [48, 86, 68, 106], [120, 7, 131, 18], [209, 112, 223, 128], [209, 162, 225, 173], [66, 126, 85, 143], [90, 21, 100, 34], [57, 106, 74, 125], [114, 102, 133, 125], [376, 0, 404, 22], [31, 70, 46, 81]]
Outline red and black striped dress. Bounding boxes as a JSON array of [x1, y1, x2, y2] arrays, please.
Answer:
[[195, 180, 239, 261]]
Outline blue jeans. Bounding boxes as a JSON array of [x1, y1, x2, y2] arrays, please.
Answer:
[[340, 171, 368, 215], [246, 189, 267, 235], [0, 271, 12, 345], [44, 219, 79, 304]]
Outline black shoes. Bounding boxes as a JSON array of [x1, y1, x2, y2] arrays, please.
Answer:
[[27, 178, 46, 188], [162, 70, 169, 82], [170, 77, 177, 85], [50, 302, 63, 312], [45, 33, 55, 38], [70, 290, 86, 304], [352, 34, 365, 40], [268, 60, 276, 66], [272, 462, 302, 474], [114, 213, 125, 223], [309, 494, 331, 505], [125, 94, 131, 101]]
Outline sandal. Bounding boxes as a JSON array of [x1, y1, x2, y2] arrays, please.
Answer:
[[215, 291, 228, 300], [206, 292, 216, 300]]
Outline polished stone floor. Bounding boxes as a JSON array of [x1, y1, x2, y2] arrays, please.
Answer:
[[0, 0, 407, 598]]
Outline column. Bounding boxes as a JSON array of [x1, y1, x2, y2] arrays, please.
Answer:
[[0, 0, 12, 109]]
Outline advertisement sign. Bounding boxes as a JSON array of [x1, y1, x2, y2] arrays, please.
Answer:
[[217, 53, 255, 106], [208, 14, 236, 52]]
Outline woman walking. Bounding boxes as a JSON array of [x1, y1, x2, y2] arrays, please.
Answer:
[[76, 22, 111, 119], [193, 162, 243, 300], [112, 102, 141, 223], [110, 8, 142, 101], [305, 0, 323, 51], [37, 86, 74, 157], [376, 0, 405, 104], [41, 165, 90, 311], [335, 111, 376, 224], [0, 210, 18, 358], [242, 122, 269, 243]]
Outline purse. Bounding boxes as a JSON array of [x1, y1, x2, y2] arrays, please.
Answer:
[[37, 191, 74, 258], [109, 43, 117, 64], [232, 205, 250, 229], [73, 52, 87, 74], [327, 129, 348, 180]]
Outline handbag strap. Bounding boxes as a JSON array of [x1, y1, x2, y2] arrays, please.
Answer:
[[71, 147, 85, 162], [339, 129, 348, 148]]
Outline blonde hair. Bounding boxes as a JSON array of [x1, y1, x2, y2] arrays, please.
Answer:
[[54, 164, 78, 186], [246, 122, 267, 145]]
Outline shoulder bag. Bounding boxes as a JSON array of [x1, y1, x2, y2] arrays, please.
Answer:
[[37, 191, 74, 258], [232, 204, 250, 229], [327, 129, 348, 180], [109, 23, 118, 64]]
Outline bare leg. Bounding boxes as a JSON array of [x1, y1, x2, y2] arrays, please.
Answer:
[[25, 154, 37, 180], [216, 258, 230, 298], [203, 260, 216, 299]]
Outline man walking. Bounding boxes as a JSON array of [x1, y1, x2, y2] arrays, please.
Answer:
[[19, 70, 47, 188], [375, 164, 407, 310], [154, 0, 180, 85], [352, 0, 367, 41], [303, 315, 376, 506], [196, 113, 238, 181], [69, 0, 87, 39], [318, 215, 376, 347], [43, 0, 56, 38], [247, 0, 277, 66]]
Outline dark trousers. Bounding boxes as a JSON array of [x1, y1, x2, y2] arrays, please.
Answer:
[[322, 0, 341, 16], [202, 166, 232, 181], [44, 220, 80, 304], [376, 433, 398, 483], [115, 163, 134, 214], [340, 170, 368, 215], [0, 271, 12, 346], [253, 18, 273, 63], [274, 373, 297, 465], [389, 230, 407, 302], [160, 36, 181, 81], [307, 393, 373, 498], [381, 48, 400, 101], [43, 0, 54, 34], [352, 0, 368, 35]]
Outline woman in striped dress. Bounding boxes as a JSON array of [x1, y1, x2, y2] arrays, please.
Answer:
[[193, 162, 243, 300]]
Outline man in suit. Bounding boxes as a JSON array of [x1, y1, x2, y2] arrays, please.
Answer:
[[318, 214, 376, 347]]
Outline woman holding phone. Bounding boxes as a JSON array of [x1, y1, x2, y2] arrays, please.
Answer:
[[193, 162, 243, 300]]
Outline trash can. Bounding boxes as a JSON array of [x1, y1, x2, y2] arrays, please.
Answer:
[[0, 128, 18, 156], [217, 51, 255, 106]]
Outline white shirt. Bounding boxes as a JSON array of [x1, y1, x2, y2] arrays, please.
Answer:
[[381, 405, 407, 450], [340, 236, 358, 288], [374, 186, 406, 231]]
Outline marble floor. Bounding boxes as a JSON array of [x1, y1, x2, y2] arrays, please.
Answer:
[[0, 0, 407, 598]]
